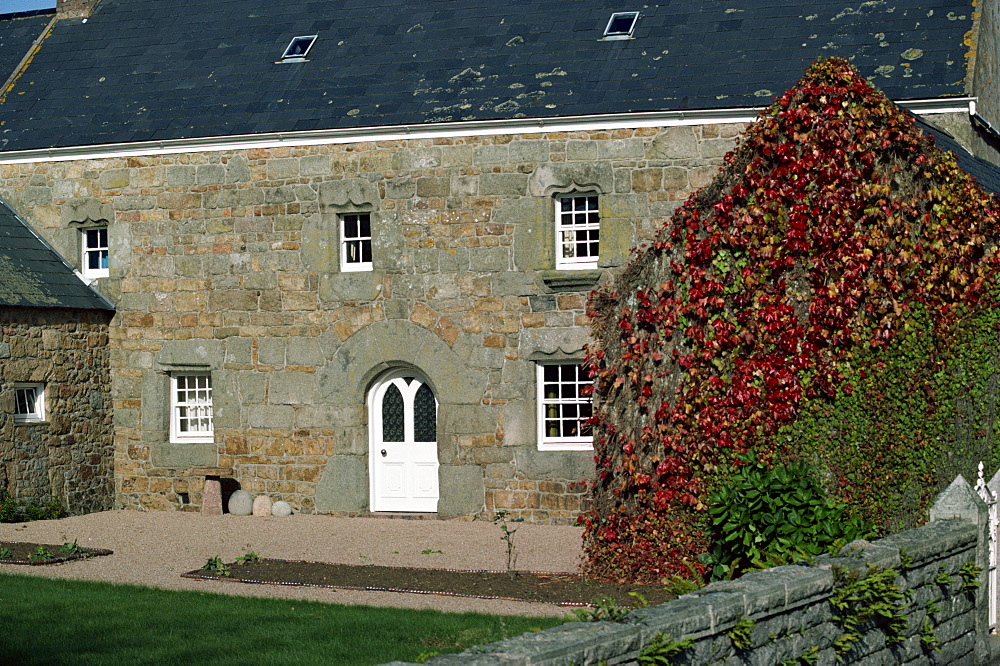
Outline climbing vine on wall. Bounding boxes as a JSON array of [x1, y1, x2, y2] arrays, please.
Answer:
[[582, 58, 1000, 583]]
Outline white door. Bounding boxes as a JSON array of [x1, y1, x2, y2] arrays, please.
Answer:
[[369, 371, 439, 512]]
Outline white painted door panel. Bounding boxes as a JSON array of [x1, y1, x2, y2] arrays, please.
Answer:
[[369, 373, 439, 512]]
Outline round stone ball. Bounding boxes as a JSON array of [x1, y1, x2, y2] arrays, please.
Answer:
[[271, 500, 293, 518], [227, 490, 253, 516], [252, 494, 273, 517]]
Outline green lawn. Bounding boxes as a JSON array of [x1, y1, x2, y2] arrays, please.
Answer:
[[0, 573, 563, 665]]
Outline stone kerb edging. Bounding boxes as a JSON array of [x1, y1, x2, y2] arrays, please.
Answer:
[[385, 475, 990, 665]]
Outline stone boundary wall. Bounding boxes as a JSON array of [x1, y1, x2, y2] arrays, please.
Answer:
[[0, 307, 115, 514], [394, 476, 992, 665]]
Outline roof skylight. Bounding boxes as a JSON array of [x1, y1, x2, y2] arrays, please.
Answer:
[[280, 35, 317, 62], [604, 12, 638, 40]]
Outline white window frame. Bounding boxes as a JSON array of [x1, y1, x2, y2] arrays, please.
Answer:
[[536, 363, 593, 451], [170, 373, 214, 444], [13, 383, 45, 423], [81, 226, 109, 279], [340, 212, 373, 272], [555, 195, 600, 270], [604, 12, 639, 39]]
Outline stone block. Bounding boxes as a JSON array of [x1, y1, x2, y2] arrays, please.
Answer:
[[601, 193, 648, 220], [598, 216, 636, 268], [267, 158, 299, 180], [650, 126, 699, 159], [441, 145, 473, 167], [384, 176, 415, 199], [598, 138, 644, 159], [226, 155, 251, 183], [440, 404, 498, 435], [473, 144, 509, 164], [438, 465, 485, 517], [196, 164, 225, 186], [468, 246, 510, 272], [268, 372, 317, 405], [509, 140, 548, 163], [150, 442, 217, 469], [527, 162, 614, 197], [264, 186, 296, 204], [300, 155, 331, 176], [515, 446, 593, 480], [99, 168, 130, 190], [315, 455, 368, 512], [317, 179, 379, 209], [566, 140, 599, 161], [479, 173, 528, 196], [247, 405, 295, 429], [417, 177, 450, 198]]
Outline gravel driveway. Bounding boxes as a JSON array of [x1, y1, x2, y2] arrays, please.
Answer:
[[0, 510, 584, 617]]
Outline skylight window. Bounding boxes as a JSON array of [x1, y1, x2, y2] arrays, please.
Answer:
[[604, 12, 638, 39], [280, 35, 317, 62]]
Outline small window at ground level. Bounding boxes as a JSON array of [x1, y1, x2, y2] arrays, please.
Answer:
[[81, 227, 109, 279], [341, 213, 373, 272], [170, 373, 213, 443], [13, 383, 45, 423], [555, 195, 600, 269], [604, 12, 638, 39], [537, 363, 593, 451]]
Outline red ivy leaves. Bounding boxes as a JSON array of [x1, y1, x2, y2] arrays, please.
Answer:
[[581, 58, 1000, 583]]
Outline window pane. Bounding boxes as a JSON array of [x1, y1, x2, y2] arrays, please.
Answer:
[[539, 364, 593, 445], [413, 383, 436, 442], [382, 384, 404, 442]]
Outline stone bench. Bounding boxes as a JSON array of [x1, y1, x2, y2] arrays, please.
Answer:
[[180, 467, 234, 515]]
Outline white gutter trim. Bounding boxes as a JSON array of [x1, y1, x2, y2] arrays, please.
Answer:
[[0, 97, 977, 164]]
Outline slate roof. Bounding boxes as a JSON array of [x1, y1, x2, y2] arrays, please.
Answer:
[[0, 0, 978, 151], [0, 10, 51, 89], [918, 118, 1000, 195], [0, 198, 114, 310]]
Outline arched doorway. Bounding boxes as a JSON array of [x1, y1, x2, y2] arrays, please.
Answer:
[[368, 369, 439, 512]]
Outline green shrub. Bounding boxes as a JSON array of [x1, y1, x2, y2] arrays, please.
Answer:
[[0, 492, 62, 523], [700, 456, 870, 579]]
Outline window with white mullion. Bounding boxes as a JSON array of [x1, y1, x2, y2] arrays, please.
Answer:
[[555, 195, 600, 269], [537, 363, 593, 451], [170, 373, 213, 443], [13, 383, 45, 423], [82, 227, 109, 278], [341, 213, 373, 272]]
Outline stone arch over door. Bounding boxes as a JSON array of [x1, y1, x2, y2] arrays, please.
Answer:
[[314, 320, 488, 516]]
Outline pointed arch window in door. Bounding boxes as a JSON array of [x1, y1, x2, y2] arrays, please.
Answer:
[[382, 383, 404, 442], [414, 383, 437, 442]]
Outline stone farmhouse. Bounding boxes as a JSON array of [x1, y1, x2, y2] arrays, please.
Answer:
[[0, 0, 998, 522], [0, 195, 115, 514]]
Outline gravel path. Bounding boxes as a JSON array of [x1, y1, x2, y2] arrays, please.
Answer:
[[0, 510, 584, 617]]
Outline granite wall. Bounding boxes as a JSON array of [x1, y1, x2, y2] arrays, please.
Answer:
[[0, 307, 115, 514], [401, 475, 994, 665]]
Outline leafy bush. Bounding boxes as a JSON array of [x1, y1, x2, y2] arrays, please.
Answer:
[[0, 492, 63, 523], [699, 457, 870, 579]]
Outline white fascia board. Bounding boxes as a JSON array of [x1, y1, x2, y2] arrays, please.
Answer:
[[0, 98, 976, 164]]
